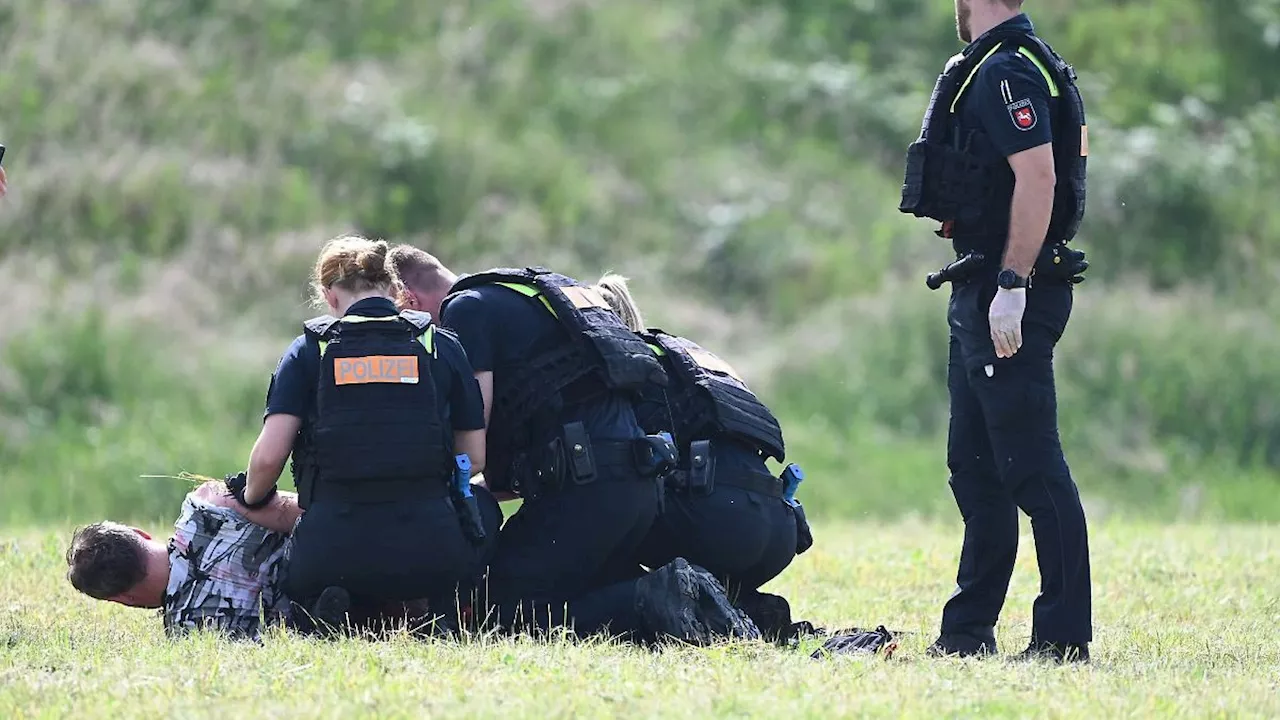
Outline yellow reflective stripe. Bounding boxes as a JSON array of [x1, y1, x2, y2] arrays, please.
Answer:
[[950, 43, 1005, 113], [494, 281, 557, 317], [646, 343, 665, 356], [315, 316, 434, 357], [1017, 47, 1059, 97], [494, 281, 538, 298]]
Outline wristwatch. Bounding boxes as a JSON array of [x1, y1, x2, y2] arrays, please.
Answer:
[[997, 268, 1029, 290]]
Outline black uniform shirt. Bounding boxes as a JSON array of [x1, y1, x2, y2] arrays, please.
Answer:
[[441, 284, 645, 443], [264, 297, 485, 433], [950, 13, 1057, 252]]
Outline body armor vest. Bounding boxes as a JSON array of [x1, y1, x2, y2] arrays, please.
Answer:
[[635, 330, 786, 464], [290, 309, 449, 508], [440, 267, 667, 491], [899, 26, 1087, 244]]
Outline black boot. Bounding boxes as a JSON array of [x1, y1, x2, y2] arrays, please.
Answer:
[[733, 591, 791, 644], [684, 562, 761, 642], [635, 558, 709, 645], [927, 628, 998, 658], [311, 586, 351, 638]]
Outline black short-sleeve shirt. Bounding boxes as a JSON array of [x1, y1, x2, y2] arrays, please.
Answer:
[[951, 14, 1057, 249], [441, 284, 644, 442], [263, 297, 485, 432]]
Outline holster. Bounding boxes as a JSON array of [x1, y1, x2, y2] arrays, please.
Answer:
[[1034, 243, 1089, 284], [792, 502, 814, 555], [562, 421, 597, 485], [507, 435, 564, 499], [635, 433, 678, 513], [686, 439, 715, 497], [449, 490, 487, 547], [634, 433, 679, 480]]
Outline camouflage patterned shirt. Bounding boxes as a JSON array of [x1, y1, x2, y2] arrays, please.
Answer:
[[161, 493, 293, 639]]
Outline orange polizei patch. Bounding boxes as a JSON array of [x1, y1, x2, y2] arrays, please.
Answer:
[[334, 355, 420, 385]]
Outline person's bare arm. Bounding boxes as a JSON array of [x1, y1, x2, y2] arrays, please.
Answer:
[[194, 481, 303, 535], [1001, 143, 1056, 277], [474, 370, 493, 426], [468, 371, 521, 500], [473, 475, 520, 502], [454, 429, 486, 476], [244, 414, 302, 505]]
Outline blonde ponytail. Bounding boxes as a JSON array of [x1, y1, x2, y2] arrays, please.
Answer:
[[593, 273, 646, 332]]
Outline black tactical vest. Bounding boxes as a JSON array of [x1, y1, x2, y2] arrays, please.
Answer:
[[290, 309, 449, 508], [636, 330, 786, 463], [899, 26, 1087, 244], [440, 267, 668, 490]]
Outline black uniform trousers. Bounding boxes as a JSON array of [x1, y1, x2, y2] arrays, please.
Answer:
[[638, 485, 797, 601], [286, 485, 503, 614], [942, 277, 1092, 645], [486, 471, 661, 638]]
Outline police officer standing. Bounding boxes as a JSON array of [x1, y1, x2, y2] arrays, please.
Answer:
[[899, 0, 1092, 662], [389, 245, 759, 644], [237, 236, 502, 634]]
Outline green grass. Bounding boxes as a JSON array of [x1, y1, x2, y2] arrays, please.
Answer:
[[4, 519, 1279, 718]]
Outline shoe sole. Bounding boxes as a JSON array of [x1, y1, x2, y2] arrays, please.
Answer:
[[636, 558, 709, 644], [684, 562, 761, 642]]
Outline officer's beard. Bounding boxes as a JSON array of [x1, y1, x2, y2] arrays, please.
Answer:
[[955, 0, 973, 42]]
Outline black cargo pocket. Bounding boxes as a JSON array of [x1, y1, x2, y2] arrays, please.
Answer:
[[975, 365, 1057, 435]]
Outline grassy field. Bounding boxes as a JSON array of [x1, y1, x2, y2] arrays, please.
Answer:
[[4, 520, 1278, 718], [3, 1, 1280, 528]]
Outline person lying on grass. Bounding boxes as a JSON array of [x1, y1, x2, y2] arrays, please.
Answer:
[[65, 479, 302, 640], [66, 479, 495, 640]]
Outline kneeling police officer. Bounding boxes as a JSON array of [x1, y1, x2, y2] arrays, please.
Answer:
[[899, 0, 1092, 662], [593, 274, 812, 641], [237, 236, 502, 632], [390, 245, 759, 644]]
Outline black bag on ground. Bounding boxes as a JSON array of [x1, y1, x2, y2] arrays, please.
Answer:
[[810, 625, 900, 658]]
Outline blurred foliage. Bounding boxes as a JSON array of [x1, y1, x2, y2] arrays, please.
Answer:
[[1, 0, 1279, 525]]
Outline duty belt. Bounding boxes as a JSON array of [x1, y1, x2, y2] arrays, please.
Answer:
[[550, 421, 676, 486], [925, 242, 1088, 289], [589, 440, 658, 479], [665, 463, 784, 498]]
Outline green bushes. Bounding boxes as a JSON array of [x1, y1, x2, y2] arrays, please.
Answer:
[[0, 311, 265, 525], [0, 0, 1278, 524], [768, 284, 1280, 519]]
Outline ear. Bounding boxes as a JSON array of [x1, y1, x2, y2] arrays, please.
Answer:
[[323, 286, 339, 313], [130, 527, 153, 541], [107, 590, 138, 607]]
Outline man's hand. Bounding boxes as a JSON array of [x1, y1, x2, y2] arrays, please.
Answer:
[[0, 166, 8, 198], [989, 287, 1026, 358]]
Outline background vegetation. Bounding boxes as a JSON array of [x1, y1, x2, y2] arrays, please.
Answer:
[[3, 0, 1280, 526]]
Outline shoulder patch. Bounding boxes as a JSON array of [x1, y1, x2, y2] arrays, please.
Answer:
[[1006, 95, 1038, 131]]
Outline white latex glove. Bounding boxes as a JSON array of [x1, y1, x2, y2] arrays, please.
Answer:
[[988, 287, 1026, 359]]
